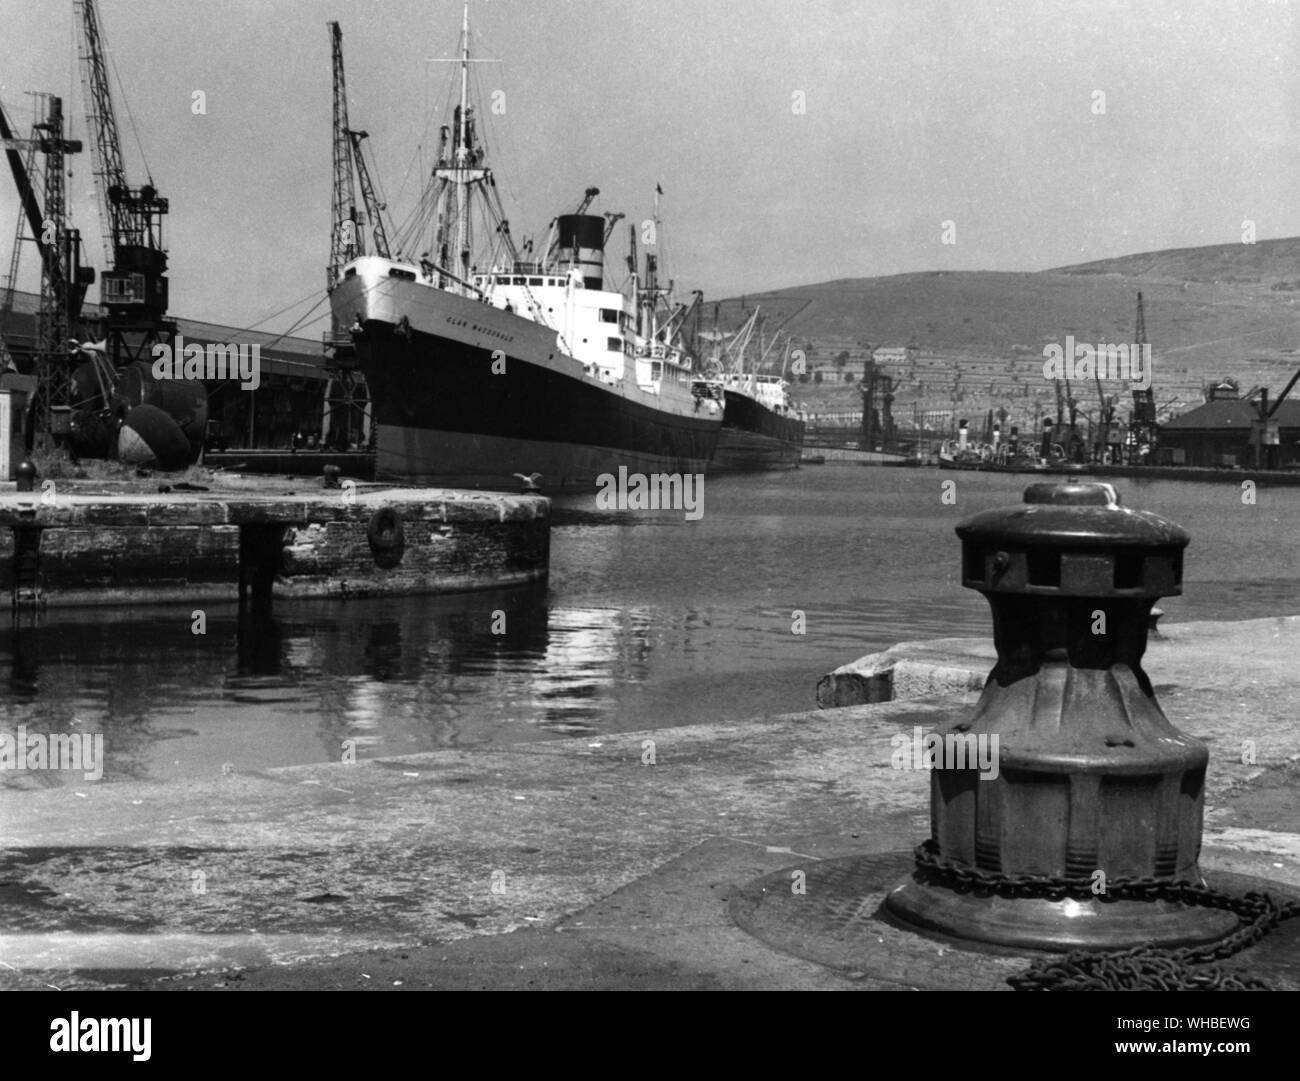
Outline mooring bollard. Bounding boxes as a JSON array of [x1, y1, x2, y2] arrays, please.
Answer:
[[885, 481, 1240, 950], [322, 464, 341, 489], [15, 459, 36, 493]]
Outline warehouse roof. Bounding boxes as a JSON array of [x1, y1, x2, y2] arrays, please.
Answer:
[[1161, 397, 1300, 431]]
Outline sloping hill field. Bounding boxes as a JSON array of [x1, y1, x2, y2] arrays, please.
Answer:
[[711, 238, 1300, 430]]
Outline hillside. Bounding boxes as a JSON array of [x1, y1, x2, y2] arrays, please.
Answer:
[[1051, 237, 1300, 285], [708, 238, 1300, 431]]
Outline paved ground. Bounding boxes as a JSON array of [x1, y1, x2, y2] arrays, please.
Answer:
[[1, 615, 1297, 991]]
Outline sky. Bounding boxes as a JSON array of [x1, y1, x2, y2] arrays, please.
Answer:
[[2, 0, 1298, 338]]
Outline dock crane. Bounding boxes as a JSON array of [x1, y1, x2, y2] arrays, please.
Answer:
[[0, 204, 25, 373], [1246, 367, 1300, 470], [0, 124, 41, 373], [328, 21, 359, 297], [1129, 291, 1158, 461], [348, 130, 391, 260], [0, 93, 95, 445], [75, 0, 174, 376], [0, 96, 93, 330], [325, 23, 390, 450], [1089, 292, 1154, 464], [1, 105, 41, 370], [327, 24, 395, 289]]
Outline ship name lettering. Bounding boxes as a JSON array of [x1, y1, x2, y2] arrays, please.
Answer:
[[444, 314, 511, 342]]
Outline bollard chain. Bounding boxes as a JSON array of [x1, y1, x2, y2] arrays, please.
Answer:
[[913, 839, 1300, 991]]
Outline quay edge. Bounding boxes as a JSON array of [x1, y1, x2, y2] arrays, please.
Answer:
[[0, 485, 549, 608]]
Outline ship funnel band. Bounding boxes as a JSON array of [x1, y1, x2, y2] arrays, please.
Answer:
[[557, 214, 606, 251], [557, 213, 606, 290]]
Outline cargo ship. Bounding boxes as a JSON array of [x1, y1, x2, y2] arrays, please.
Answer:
[[712, 374, 805, 471], [699, 312, 805, 471], [327, 7, 720, 490]]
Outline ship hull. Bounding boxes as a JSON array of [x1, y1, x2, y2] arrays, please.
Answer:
[[711, 388, 805, 472], [334, 274, 720, 490], [938, 450, 1088, 475], [938, 455, 985, 471], [373, 424, 712, 489]]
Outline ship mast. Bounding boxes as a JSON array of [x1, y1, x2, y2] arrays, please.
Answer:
[[454, 1, 471, 285], [427, 0, 497, 296]]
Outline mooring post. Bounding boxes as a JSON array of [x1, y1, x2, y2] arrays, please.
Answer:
[[885, 481, 1239, 950], [10, 462, 42, 609], [238, 524, 287, 605], [10, 517, 42, 610]]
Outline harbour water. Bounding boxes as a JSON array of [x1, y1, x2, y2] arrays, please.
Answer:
[[2, 467, 1298, 786]]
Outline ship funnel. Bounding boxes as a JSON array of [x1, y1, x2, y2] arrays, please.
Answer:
[[557, 214, 605, 290], [958, 419, 969, 451]]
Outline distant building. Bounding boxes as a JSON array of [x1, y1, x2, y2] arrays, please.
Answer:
[[871, 345, 919, 365], [1159, 382, 1300, 468], [1, 289, 359, 450]]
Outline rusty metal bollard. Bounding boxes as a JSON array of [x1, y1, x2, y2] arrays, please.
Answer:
[[885, 481, 1239, 950]]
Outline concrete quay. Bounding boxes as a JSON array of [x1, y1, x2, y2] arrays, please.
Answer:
[[0, 614, 1296, 991]]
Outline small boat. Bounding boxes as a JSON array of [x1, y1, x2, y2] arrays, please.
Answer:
[[984, 442, 1087, 474], [937, 438, 987, 470], [938, 437, 1088, 474]]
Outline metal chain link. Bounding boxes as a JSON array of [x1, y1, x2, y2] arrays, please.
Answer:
[[912, 839, 1300, 991]]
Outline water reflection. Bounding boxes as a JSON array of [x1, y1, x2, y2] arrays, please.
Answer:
[[3, 467, 1299, 788], [235, 598, 282, 676], [1, 581, 661, 785]]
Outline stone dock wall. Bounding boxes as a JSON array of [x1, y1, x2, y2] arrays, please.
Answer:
[[0, 486, 549, 608]]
